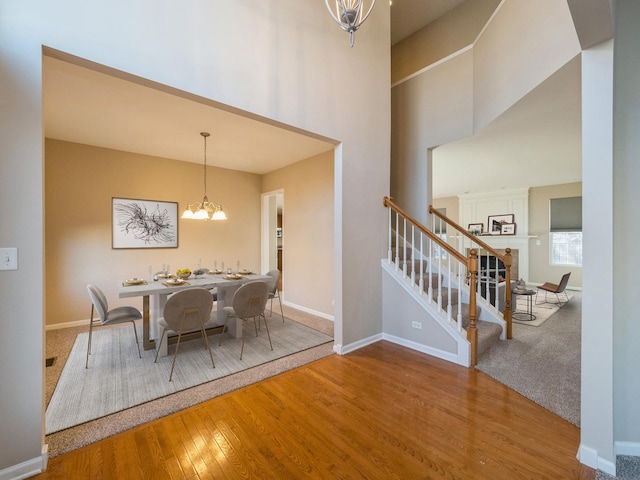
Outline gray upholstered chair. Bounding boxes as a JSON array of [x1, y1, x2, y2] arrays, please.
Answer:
[[222, 280, 272, 360], [86, 284, 142, 369], [536, 272, 571, 306], [154, 288, 215, 381], [265, 269, 284, 322]]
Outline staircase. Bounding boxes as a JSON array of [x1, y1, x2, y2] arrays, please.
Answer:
[[382, 197, 513, 366]]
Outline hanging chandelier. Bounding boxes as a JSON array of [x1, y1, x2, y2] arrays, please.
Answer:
[[181, 132, 227, 221], [324, 0, 376, 47]]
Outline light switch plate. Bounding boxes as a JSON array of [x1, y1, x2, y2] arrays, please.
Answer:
[[0, 248, 18, 270]]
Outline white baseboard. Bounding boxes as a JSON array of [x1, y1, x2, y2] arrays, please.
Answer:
[[45, 318, 89, 330], [578, 444, 616, 476], [0, 445, 47, 480], [616, 441, 640, 457], [382, 333, 463, 365], [334, 333, 466, 366], [283, 301, 334, 322], [334, 333, 382, 355]]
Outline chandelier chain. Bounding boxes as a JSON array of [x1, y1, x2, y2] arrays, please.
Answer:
[[203, 133, 207, 196]]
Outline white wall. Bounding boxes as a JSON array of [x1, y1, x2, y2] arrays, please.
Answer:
[[391, 49, 474, 223], [0, 1, 390, 475], [612, 0, 640, 460], [579, 39, 615, 474], [473, 0, 581, 131]]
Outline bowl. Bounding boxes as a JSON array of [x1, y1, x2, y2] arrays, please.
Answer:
[[177, 273, 191, 280]]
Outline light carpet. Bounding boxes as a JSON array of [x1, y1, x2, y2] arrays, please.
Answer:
[[46, 317, 332, 434], [512, 293, 573, 326], [477, 291, 581, 426]]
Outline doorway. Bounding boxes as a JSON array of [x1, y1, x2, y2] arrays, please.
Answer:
[[262, 190, 284, 292]]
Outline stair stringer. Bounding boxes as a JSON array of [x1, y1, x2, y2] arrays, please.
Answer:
[[381, 260, 471, 367]]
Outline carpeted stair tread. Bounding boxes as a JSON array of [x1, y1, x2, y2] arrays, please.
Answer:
[[476, 320, 503, 358]]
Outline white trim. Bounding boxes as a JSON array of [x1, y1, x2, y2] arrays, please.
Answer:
[[260, 189, 284, 276], [0, 445, 47, 480], [391, 45, 473, 88], [391, 0, 508, 89], [382, 333, 462, 365], [578, 444, 616, 476], [283, 300, 334, 322], [45, 318, 89, 330], [334, 333, 383, 355], [616, 441, 640, 457]]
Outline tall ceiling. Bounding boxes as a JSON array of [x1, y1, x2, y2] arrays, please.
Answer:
[[43, 1, 581, 198], [391, 0, 466, 45]]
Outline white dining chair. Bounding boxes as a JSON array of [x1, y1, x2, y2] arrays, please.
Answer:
[[154, 288, 216, 381], [265, 269, 284, 322], [222, 281, 272, 360], [86, 284, 142, 369]]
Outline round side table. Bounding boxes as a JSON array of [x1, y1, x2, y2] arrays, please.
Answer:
[[512, 288, 537, 321]]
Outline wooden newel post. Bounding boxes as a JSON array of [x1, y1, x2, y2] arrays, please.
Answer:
[[503, 248, 513, 340], [468, 249, 478, 366]]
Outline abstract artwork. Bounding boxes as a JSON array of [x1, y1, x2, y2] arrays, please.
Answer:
[[112, 197, 178, 249]]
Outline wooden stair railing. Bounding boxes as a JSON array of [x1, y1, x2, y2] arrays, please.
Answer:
[[383, 197, 481, 366], [429, 205, 513, 340]]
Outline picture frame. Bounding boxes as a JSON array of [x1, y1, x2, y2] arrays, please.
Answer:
[[112, 197, 178, 249], [468, 223, 484, 234], [500, 223, 516, 235], [488, 214, 515, 235]]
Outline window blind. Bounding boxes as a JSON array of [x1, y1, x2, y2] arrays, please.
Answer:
[[550, 196, 582, 232]]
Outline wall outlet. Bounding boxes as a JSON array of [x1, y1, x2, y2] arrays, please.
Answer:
[[0, 248, 18, 271], [411, 321, 422, 329]]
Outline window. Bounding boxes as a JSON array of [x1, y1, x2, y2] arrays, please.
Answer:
[[550, 232, 582, 266], [549, 197, 582, 266]]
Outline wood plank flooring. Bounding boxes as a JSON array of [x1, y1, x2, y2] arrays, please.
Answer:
[[35, 341, 595, 479]]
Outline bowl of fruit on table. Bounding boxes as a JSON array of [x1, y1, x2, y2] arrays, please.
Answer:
[[176, 268, 191, 280]]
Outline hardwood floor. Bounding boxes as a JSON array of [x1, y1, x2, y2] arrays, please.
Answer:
[[35, 341, 595, 479]]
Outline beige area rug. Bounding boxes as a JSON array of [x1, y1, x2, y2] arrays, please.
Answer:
[[46, 316, 333, 435], [511, 293, 573, 326]]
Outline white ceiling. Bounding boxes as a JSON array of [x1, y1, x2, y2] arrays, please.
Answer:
[[43, 1, 581, 198]]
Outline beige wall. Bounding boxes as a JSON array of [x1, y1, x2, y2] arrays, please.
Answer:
[[432, 196, 459, 225], [528, 182, 582, 288], [262, 152, 334, 316], [45, 139, 263, 326]]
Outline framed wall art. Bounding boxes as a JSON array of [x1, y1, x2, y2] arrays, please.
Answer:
[[488, 214, 515, 234], [112, 197, 178, 249], [500, 223, 516, 235], [468, 223, 484, 234]]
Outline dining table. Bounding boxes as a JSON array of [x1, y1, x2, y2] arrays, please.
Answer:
[[118, 272, 270, 355]]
